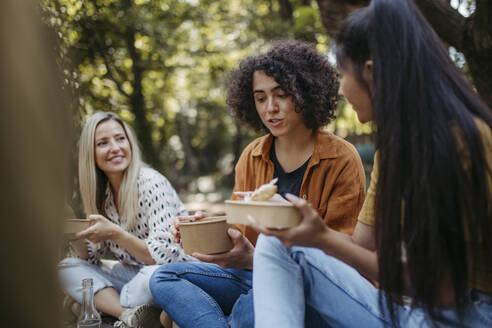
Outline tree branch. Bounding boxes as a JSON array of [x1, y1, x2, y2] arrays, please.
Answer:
[[85, 0, 130, 98], [316, 0, 467, 50], [476, 0, 490, 13], [315, 0, 367, 37], [277, 0, 294, 21], [100, 50, 130, 98], [414, 0, 466, 50], [472, 0, 492, 51]]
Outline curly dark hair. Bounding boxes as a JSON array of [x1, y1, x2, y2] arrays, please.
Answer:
[[226, 40, 339, 132]]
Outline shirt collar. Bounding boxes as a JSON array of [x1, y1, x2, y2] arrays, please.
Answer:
[[251, 134, 273, 161], [251, 129, 339, 164]]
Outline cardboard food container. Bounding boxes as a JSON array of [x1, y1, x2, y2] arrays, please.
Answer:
[[225, 200, 301, 229], [180, 216, 233, 255], [63, 219, 91, 238]]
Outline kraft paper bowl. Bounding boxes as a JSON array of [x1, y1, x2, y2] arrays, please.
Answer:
[[225, 200, 301, 229], [180, 216, 233, 255], [63, 219, 91, 238]]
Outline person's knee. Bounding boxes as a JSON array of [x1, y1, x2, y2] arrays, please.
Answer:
[[120, 285, 154, 308], [149, 263, 182, 294], [150, 262, 184, 280], [255, 234, 285, 257], [58, 257, 90, 283], [120, 267, 158, 308], [58, 258, 94, 303], [149, 264, 188, 307], [58, 257, 88, 268]]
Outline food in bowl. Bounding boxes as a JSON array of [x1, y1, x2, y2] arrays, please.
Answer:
[[229, 178, 300, 228], [247, 178, 278, 201]]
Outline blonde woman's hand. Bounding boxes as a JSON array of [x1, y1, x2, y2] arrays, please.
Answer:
[[248, 193, 329, 248], [170, 211, 207, 244], [75, 214, 123, 243]]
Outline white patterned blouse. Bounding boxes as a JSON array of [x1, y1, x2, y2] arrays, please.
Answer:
[[86, 167, 190, 266]]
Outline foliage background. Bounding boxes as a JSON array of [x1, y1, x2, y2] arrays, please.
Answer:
[[41, 0, 480, 215]]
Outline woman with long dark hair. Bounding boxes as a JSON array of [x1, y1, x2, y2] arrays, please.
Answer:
[[249, 0, 492, 326]]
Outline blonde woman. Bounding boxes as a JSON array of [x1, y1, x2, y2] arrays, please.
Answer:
[[59, 112, 190, 328]]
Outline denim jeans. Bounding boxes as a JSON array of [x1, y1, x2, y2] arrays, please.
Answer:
[[149, 261, 253, 328], [253, 234, 492, 328], [58, 257, 159, 308]]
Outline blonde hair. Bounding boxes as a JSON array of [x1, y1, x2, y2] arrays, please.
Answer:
[[78, 112, 145, 229]]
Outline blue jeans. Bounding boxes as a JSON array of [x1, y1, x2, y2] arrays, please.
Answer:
[[149, 261, 253, 328], [253, 234, 492, 328]]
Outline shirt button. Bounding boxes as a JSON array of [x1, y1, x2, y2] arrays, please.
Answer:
[[302, 195, 307, 199]]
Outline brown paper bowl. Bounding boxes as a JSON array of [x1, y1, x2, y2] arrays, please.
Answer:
[[63, 219, 91, 238], [225, 200, 301, 229], [180, 216, 233, 255]]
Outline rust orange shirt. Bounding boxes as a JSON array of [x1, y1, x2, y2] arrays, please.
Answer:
[[232, 129, 366, 245]]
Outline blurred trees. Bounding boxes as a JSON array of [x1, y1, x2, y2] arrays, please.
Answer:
[[42, 0, 357, 199], [42, 0, 486, 202], [37, 0, 490, 221]]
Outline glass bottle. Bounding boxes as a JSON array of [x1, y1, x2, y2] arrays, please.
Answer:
[[77, 278, 102, 328]]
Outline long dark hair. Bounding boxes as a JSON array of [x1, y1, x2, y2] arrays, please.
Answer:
[[336, 0, 492, 324]]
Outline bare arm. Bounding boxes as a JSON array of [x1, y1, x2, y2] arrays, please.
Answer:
[[327, 220, 376, 251], [75, 214, 155, 265]]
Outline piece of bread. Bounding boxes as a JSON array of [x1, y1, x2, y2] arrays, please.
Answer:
[[249, 178, 278, 201]]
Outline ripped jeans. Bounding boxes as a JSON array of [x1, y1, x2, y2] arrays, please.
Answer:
[[253, 234, 492, 328], [58, 257, 158, 308]]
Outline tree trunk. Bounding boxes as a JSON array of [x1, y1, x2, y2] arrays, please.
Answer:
[[277, 0, 294, 21], [459, 0, 492, 109], [276, 0, 317, 42], [414, 0, 492, 109], [122, 0, 161, 168], [315, 0, 492, 110], [176, 110, 199, 175]]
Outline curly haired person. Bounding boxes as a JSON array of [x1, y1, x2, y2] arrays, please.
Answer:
[[149, 40, 367, 327]]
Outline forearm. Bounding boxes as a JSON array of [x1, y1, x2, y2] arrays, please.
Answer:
[[324, 228, 353, 243], [113, 229, 155, 265], [315, 229, 379, 281]]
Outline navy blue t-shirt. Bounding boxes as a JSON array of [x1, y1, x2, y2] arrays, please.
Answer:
[[270, 142, 310, 198]]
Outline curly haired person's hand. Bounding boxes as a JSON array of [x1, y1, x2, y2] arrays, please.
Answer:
[[191, 228, 255, 270], [170, 211, 208, 244]]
